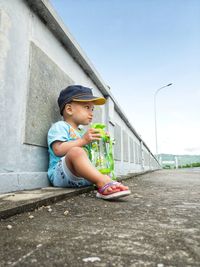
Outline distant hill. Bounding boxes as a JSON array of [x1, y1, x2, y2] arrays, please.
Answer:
[[158, 154, 200, 167]]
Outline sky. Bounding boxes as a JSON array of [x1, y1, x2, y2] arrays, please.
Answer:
[[50, 0, 200, 155]]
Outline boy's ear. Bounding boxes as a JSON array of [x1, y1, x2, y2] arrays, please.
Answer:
[[64, 103, 73, 115]]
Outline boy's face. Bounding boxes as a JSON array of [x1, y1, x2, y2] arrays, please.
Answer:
[[65, 101, 94, 126]]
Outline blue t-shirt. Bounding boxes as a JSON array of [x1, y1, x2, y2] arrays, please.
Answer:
[[47, 121, 84, 182]]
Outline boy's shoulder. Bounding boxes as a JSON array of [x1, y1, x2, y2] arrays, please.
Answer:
[[51, 120, 66, 127], [47, 121, 71, 145], [49, 121, 70, 132]]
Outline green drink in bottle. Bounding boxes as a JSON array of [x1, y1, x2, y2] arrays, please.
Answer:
[[87, 123, 116, 180]]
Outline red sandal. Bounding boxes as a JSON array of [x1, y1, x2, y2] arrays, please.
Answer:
[[96, 181, 131, 200]]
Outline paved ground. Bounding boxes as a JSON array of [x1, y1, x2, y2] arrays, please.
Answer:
[[0, 169, 200, 267]]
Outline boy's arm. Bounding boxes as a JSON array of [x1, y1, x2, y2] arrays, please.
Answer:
[[52, 128, 101, 157]]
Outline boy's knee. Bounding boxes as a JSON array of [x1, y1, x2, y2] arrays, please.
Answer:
[[67, 147, 86, 159]]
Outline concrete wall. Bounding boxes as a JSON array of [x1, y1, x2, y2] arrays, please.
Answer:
[[0, 0, 160, 193]]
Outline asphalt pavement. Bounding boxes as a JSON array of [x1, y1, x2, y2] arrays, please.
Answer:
[[0, 169, 200, 267]]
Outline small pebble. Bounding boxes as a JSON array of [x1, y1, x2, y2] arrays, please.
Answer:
[[48, 208, 52, 212], [29, 215, 34, 219], [7, 225, 12, 230], [64, 210, 69, 216], [83, 257, 101, 263], [38, 206, 44, 211], [133, 193, 143, 198]]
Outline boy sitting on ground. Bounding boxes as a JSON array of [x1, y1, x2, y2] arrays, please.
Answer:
[[47, 85, 131, 200]]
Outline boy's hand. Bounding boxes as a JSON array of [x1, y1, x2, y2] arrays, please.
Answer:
[[82, 128, 101, 145], [105, 131, 110, 137]]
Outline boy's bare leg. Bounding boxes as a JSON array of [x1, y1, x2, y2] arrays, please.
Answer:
[[65, 147, 129, 193]]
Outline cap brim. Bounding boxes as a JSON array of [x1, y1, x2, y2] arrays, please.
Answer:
[[72, 96, 106, 105]]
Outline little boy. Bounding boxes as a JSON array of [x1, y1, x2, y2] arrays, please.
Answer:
[[47, 85, 131, 200]]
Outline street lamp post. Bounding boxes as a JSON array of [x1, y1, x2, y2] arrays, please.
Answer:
[[154, 83, 173, 157]]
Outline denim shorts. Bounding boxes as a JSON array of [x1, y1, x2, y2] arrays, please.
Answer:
[[51, 157, 92, 188]]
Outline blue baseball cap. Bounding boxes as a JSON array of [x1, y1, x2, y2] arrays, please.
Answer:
[[58, 85, 106, 115]]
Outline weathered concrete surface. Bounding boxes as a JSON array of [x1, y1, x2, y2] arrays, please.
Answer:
[[0, 186, 93, 220], [0, 169, 200, 266], [0, 172, 146, 220]]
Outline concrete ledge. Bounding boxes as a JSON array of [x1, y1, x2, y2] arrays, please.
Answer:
[[0, 186, 94, 220], [0, 170, 155, 220]]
